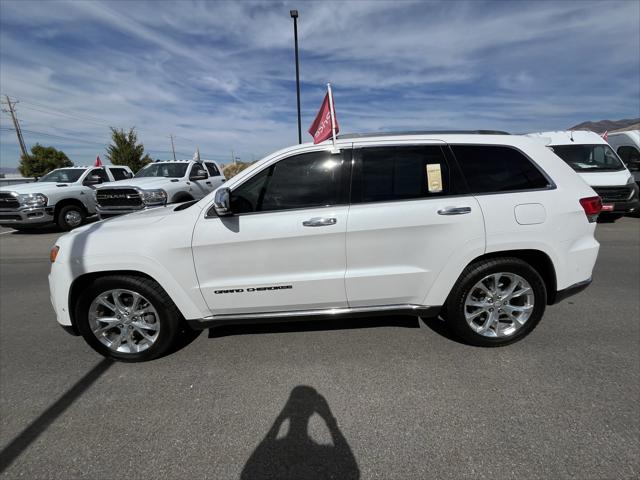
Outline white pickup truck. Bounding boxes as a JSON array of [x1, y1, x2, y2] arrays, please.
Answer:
[[0, 165, 133, 230], [94, 160, 226, 218]]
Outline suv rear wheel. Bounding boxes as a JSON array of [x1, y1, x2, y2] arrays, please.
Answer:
[[75, 275, 183, 362], [445, 257, 546, 347]]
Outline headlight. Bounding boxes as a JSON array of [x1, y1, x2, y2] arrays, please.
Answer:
[[18, 193, 48, 207], [140, 189, 167, 205], [627, 175, 635, 185]]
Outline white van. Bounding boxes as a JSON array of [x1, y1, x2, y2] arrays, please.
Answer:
[[606, 130, 639, 186], [527, 130, 639, 220]]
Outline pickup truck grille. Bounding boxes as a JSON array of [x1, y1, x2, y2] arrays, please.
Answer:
[[592, 186, 634, 202], [96, 188, 143, 208], [0, 192, 20, 209]]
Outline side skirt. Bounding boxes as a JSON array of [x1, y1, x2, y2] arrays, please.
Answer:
[[187, 304, 441, 330]]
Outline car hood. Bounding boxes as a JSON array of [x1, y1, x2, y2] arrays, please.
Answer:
[[97, 177, 180, 190], [577, 169, 633, 187], [0, 182, 79, 195]]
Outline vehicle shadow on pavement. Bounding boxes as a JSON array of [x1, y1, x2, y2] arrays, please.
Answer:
[[208, 315, 420, 338], [0, 358, 114, 474], [241, 385, 360, 480], [420, 315, 467, 344]]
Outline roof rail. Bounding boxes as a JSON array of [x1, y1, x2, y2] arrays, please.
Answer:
[[337, 130, 510, 140]]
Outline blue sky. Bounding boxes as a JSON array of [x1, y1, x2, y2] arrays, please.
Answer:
[[1, 0, 639, 168]]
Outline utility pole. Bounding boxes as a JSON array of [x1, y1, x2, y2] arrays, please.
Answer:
[[169, 134, 177, 161], [231, 150, 237, 166], [2, 95, 29, 159]]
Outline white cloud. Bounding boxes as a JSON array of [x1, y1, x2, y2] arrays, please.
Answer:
[[0, 0, 638, 167]]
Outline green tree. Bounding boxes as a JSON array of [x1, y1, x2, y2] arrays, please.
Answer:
[[106, 127, 152, 173], [18, 143, 72, 178]]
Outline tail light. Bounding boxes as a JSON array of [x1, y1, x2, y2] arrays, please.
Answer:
[[579, 196, 602, 223]]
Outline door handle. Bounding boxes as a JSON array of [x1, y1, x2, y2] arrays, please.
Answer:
[[206, 181, 212, 185], [302, 217, 337, 227], [437, 206, 472, 215]]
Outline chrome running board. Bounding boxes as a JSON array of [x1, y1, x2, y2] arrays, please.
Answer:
[[187, 304, 441, 329]]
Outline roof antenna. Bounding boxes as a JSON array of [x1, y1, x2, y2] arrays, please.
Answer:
[[570, 130, 574, 142]]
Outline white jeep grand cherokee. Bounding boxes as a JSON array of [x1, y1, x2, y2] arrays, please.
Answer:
[[49, 131, 601, 361]]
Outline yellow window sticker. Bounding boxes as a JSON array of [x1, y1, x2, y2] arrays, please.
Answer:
[[426, 163, 443, 193]]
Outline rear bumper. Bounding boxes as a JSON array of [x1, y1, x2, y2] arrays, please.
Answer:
[[0, 206, 54, 227], [550, 278, 592, 305]]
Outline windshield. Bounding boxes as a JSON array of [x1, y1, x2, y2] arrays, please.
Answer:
[[551, 144, 625, 172], [135, 163, 188, 178], [38, 168, 84, 183]]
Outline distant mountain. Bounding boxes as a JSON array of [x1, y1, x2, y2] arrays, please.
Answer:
[[569, 118, 640, 133], [0, 167, 18, 175]]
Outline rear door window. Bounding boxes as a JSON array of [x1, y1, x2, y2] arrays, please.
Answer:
[[204, 162, 221, 176], [450, 145, 551, 193], [351, 145, 451, 203], [109, 167, 131, 180]]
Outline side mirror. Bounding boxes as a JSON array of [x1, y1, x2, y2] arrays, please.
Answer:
[[190, 168, 208, 181], [213, 187, 232, 216], [83, 175, 102, 186]]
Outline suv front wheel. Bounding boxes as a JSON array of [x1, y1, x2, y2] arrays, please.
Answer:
[[75, 275, 183, 362], [445, 257, 547, 347]]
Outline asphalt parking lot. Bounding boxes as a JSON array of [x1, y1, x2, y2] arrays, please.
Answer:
[[0, 219, 638, 480]]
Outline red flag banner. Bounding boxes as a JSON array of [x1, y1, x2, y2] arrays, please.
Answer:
[[308, 92, 339, 144], [601, 131, 608, 142], [95, 155, 103, 167]]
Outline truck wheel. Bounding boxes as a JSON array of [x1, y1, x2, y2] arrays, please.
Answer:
[[445, 257, 546, 347], [56, 205, 85, 230], [75, 275, 183, 362]]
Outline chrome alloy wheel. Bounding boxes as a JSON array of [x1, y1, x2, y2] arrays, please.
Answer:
[[88, 289, 160, 354], [464, 272, 534, 338], [64, 210, 83, 227]]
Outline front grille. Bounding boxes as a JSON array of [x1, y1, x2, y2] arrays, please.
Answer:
[[96, 188, 143, 208], [0, 192, 20, 209], [592, 186, 634, 202]]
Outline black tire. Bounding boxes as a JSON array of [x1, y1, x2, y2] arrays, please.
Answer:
[[56, 204, 86, 231], [445, 257, 547, 347], [75, 275, 184, 362]]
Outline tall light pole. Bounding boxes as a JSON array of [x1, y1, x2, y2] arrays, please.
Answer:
[[290, 9, 302, 144]]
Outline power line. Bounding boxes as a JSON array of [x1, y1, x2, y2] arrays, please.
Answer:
[[17, 104, 112, 128], [0, 127, 224, 160], [1, 94, 114, 126], [0, 126, 107, 147]]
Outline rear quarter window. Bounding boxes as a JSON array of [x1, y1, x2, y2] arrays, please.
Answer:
[[450, 145, 551, 194]]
